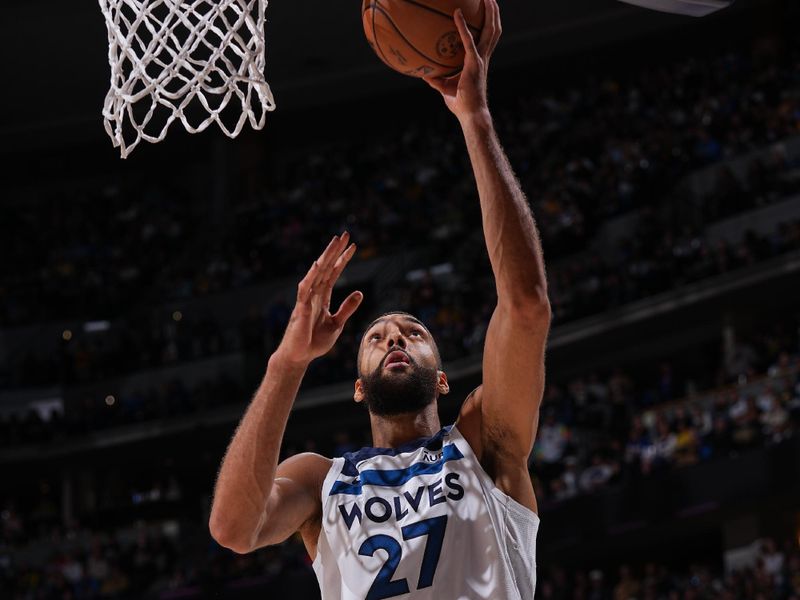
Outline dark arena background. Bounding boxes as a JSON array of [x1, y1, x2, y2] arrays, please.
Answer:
[[2, 0, 800, 598]]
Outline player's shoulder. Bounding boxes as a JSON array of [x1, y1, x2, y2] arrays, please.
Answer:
[[277, 451, 333, 487], [282, 451, 333, 466]]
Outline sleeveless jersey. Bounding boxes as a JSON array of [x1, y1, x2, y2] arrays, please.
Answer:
[[312, 425, 539, 600]]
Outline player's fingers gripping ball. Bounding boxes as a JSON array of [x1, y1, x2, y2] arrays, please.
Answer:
[[362, 0, 485, 78]]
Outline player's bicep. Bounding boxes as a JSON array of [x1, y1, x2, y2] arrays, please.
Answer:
[[480, 302, 550, 459], [253, 453, 329, 549]]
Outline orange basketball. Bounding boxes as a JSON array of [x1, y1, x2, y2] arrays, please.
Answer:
[[362, 0, 485, 79]]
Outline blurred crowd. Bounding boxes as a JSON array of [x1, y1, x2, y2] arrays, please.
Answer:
[[5, 297, 799, 515], [3, 204, 799, 395], [149, 34, 800, 295], [536, 537, 800, 600], [410, 211, 800, 356], [534, 358, 800, 503], [0, 373, 245, 448], [3, 28, 800, 600], [2, 502, 798, 599], [530, 314, 800, 505], [2, 41, 799, 394], [3, 188, 799, 395], [1, 34, 798, 327], [0, 513, 315, 599], [1, 183, 200, 329], [2, 301, 799, 596]]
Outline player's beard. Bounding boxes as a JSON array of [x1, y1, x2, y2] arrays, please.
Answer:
[[360, 360, 439, 417]]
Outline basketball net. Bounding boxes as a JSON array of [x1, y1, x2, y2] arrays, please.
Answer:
[[99, 0, 275, 158]]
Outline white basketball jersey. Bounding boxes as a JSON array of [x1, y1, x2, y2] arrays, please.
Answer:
[[312, 425, 539, 600]]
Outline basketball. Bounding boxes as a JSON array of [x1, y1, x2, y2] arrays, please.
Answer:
[[362, 0, 485, 78]]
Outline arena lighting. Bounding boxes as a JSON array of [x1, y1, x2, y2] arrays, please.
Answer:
[[105, 395, 116, 406], [83, 320, 111, 333], [30, 398, 64, 421], [62, 330, 72, 341], [406, 263, 454, 282], [172, 311, 183, 322], [617, 0, 734, 16]]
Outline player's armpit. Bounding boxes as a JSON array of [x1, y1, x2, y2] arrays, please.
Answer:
[[250, 452, 330, 554], [480, 300, 551, 465]]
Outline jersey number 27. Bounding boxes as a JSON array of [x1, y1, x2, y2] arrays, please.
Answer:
[[358, 516, 448, 600]]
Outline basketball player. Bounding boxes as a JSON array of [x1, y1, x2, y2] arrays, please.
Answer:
[[210, 1, 550, 597]]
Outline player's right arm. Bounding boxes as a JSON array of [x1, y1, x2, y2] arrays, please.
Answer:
[[209, 233, 363, 555]]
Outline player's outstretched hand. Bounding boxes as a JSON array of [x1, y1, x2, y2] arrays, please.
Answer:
[[275, 232, 363, 366], [422, 0, 501, 121]]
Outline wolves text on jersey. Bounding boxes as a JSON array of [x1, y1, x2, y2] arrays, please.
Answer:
[[338, 472, 465, 530]]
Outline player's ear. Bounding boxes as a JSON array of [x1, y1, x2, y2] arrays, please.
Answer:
[[354, 378, 365, 403], [437, 370, 450, 396]]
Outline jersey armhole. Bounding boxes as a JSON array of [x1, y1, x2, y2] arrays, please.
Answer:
[[312, 457, 345, 569], [449, 424, 541, 525], [318, 456, 345, 504]]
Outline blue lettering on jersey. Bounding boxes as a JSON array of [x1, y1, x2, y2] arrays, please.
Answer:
[[427, 480, 446, 506], [337, 473, 465, 531], [444, 472, 464, 500], [393, 497, 409, 521], [339, 503, 363, 529], [365, 497, 393, 522], [404, 486, 425, 512]]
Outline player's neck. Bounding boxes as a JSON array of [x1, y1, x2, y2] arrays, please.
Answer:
[[368, 403, 441, 449]]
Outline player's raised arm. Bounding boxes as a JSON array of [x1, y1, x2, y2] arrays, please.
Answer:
[[424, 0, 551, 499], [209, 233, 363, 554]]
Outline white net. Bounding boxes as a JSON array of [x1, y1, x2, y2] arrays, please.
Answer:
[[99, 0, 275, 158]]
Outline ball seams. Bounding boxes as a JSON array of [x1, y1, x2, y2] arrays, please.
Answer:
[[368, 1, 460, 70], [398, 0, 482, 33]]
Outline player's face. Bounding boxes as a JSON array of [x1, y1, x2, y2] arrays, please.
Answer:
[[356, 315, 444, 416]]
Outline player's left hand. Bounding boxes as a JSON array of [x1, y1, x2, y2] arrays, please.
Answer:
[[422, 0, 501, 122]]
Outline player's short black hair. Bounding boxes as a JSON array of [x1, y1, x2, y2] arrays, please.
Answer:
[[357, 311, 443, 374]]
